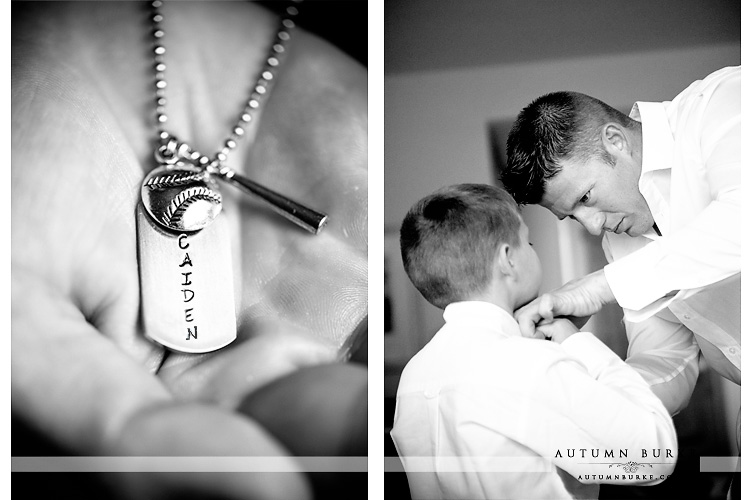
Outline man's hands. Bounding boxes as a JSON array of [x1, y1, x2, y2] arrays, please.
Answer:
[[534, 318, 580, 343], [516, 269, 616, 338]]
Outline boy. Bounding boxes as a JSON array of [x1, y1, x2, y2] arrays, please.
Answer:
[[391, 183, 677, 499]]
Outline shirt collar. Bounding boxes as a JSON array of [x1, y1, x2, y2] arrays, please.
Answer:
[[630, 101, 675, 175], [630, 101, 674, 237], [443, 301, 521, 338]]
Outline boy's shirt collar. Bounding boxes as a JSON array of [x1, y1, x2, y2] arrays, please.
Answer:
[[443, 301, 521, 337]]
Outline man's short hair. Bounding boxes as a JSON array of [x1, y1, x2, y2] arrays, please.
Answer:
[[501, 91, 636, 205], [400, 183, 521, 309]]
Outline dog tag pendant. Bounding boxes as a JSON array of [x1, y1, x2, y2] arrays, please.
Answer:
[[136, 201, 237, 354]]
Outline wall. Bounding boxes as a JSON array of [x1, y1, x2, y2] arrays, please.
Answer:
[[384, 43, 740, 395], [385, 43, 739, 227]]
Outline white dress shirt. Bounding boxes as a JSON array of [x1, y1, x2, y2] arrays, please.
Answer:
[[601, 66, 740, 411], [391, 301, 677, 500]]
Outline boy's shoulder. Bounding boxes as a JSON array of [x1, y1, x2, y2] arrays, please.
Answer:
[[488, 335, 574, 371], [398, 332, 572, 393]]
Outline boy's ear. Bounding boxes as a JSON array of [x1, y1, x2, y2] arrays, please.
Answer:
[[496, 243, 514, 277]]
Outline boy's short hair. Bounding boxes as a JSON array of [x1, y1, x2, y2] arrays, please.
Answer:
[[400, 183, 522, 309]]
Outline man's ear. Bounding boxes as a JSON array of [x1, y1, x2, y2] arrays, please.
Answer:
[[496, 243, 514, 277], [601, 123, 630, 157]]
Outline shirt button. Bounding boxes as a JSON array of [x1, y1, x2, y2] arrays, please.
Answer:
[[729, 347, 737, 354], [683, 314, 691, 320]]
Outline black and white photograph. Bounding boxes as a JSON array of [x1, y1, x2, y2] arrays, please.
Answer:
[[384, 1, 740, 499], [11, 1, 367, 499], [10, 1, 746, 499]]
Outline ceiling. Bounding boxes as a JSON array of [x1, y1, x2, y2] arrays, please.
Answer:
[[385, 0, 740, 75]]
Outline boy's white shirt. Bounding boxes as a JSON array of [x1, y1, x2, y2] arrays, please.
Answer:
[[391, 301, 677, 500]]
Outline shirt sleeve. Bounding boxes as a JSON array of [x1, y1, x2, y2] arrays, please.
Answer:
[[623, 313, 701, 416], [488, 333, 679, 484], [603, 69, 740, 316]]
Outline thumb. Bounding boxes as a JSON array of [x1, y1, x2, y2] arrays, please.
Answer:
[[537, 293, 557, 321], [516, 312, 539, 338], [515, 302, 544, 339]]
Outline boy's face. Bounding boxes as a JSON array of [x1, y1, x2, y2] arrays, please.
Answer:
[[514, 219, 543, 308]]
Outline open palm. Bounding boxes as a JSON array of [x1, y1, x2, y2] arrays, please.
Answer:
[[12, 2, 367, 498]]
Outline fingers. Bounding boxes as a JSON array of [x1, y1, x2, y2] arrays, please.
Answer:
[[548, 270, 614, 318], [533, 318, 559, 340], [14, 277, 311, 500], [533, 317, 579, 344], [515, 293, 557, 338], [113, 403, 312, 500], [239, 363, 367, 499], [12, 274, 172, 453], [514, 301, 539, 337], [159, 323, 339, 408], [532, 317, 555, 340], [239, 363, 367, 457], [530, 330, 549, 340], [516, 313, 540, 339]]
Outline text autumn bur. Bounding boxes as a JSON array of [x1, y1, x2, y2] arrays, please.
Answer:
[[555, 449, 675, 459]]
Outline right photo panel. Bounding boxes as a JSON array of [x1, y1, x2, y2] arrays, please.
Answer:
[[383, 1, 741, 499]]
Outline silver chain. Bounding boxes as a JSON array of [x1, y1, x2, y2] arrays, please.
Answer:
[[148, 0, 301, 169], [143, 0, 327, 234]]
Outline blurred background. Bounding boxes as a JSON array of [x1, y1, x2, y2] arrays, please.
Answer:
[[383, 1, 740, 498]]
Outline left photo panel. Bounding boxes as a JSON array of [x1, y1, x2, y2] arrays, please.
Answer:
[[11, 1, 368, 499]]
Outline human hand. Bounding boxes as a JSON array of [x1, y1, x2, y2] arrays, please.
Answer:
[[534, 318, 580, 344], [12, 2, 366, 499], [515, 269, 615, 338]]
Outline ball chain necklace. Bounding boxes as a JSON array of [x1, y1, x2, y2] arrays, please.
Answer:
[[137, 0, 327, 353]]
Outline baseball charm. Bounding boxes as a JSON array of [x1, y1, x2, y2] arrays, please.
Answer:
[[141, 165, 223, 232]]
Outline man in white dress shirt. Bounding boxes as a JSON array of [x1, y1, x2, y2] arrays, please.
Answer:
[[501, 67, 740, 418], [391, 184, 677, 499]]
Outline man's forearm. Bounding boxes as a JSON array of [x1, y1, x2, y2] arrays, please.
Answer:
[[624, 316, 701, 415]]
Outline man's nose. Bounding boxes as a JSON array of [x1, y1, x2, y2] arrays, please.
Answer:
[[572, 209, 603, 236]]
